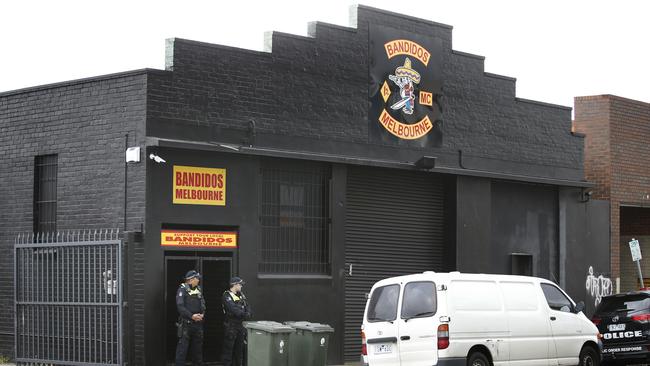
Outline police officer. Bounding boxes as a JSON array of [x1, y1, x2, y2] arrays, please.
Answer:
[[175, 270, 206, 366], [222, 276, 251, 366]]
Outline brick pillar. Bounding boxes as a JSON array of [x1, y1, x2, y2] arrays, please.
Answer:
[[574, 96, 615, 278], [611, 201, 620, 280]]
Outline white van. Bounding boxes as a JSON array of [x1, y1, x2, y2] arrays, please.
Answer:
[[361, 272, 601, 366]]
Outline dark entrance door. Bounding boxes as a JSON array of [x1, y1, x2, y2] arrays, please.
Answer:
[[201, 258, 231, 363], [165, 255, 232, 365]]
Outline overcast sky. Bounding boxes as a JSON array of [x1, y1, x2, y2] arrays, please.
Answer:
[[2, 0, 649, 108]]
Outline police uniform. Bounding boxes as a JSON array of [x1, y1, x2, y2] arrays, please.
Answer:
[[175, 270, 206, 366], [222, 277, 251, 366]]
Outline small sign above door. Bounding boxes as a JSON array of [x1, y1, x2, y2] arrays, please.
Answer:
[[161, 230, 237, 248]]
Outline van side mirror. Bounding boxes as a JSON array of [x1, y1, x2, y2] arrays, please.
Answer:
[[574, 301, 585, 314]]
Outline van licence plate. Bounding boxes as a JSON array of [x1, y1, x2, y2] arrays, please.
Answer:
[[608, 324, 626, 331], [375, 344, 392, 354]]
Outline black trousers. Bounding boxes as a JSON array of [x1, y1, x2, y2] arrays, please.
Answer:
[[175, 322, 203, 366], [222, 323, 246, 366]]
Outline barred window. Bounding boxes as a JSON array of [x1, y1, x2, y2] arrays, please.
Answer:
[[34, 154, 58, 233], [260, 160, 330, 275]]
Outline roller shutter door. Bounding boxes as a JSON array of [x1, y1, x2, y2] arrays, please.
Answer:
[[344, 166, 446, 361]]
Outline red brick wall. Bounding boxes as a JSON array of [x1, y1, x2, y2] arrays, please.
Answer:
[[573, 96, 611, 200], [611, 97, 650, 280], [574, 96, 616, 274], [611, 96, 650, 208], [575, 95, 650, 279]]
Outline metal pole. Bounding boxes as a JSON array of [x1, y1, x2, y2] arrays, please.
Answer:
[[38, 244, 42, 361], [124, 134, 128, 232], [637, 260, 645, 288], [102, 245, 106, 362], [117, 240, 123, 365], [14, 239, 18, 363], [94, 245, 97, 363], [65, 246, 69, 362]]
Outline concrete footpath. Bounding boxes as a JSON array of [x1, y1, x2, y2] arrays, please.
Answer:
[[0, 364, 360, 366], [0, 363, 362, 366], [0, 361, 365, 365]]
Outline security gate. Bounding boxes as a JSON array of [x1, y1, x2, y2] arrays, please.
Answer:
[[344, 167, 445, 360], [14, 230, 123, 365]]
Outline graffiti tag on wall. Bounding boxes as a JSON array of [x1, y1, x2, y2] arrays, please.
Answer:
[[585, 266, 613, 307]]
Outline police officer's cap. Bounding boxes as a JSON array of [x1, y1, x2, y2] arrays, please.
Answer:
[[229, 276, 245, 285], [184, 270, 201, 280]]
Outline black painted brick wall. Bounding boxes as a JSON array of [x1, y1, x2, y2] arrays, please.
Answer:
[[148, 5, 583, 181], [0, 71, 148, 360]]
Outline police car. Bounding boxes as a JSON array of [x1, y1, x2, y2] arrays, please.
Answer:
[[592, 290, 650, 365]]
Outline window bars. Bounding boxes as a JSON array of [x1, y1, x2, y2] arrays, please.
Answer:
[[34, 155, 58, 234], [260, 163, 331, 275]]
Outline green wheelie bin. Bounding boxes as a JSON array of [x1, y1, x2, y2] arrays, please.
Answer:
[[284, 321, 334, 366], [244, 321, 295, 366]]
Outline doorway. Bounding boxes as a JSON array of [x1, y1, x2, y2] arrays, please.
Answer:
[[620, 206, 650, 292], [165, 254, 232, 364]]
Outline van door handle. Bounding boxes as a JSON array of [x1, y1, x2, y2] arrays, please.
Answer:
[[550, 316, 557, 321], [400, 336, 410, 341], [367, 337, 397, 344]]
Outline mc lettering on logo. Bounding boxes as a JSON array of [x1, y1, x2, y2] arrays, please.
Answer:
[[419, 91, 433, 106]]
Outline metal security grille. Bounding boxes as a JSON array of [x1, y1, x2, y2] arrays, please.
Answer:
[[344, 167, 445, 360], [14, 230, 123, 366], [260, 160, 331, 274], [34, 155, 58, 233]]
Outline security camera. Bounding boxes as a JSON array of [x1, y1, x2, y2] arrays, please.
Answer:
[[149, 153, 166, 163]]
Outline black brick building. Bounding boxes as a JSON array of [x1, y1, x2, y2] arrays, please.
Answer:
[[0, 5, 610, 365]]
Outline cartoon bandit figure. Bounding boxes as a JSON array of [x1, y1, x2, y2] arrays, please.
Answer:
[[388, 57, 421, 115]]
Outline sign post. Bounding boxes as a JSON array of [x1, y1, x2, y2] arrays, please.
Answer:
[[629, 238, 644, 288]]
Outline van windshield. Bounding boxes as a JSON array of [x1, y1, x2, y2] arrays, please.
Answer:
[[367, 284, 400, 322]]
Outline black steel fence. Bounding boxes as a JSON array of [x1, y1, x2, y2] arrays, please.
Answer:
[[14, 230, 123, 366]]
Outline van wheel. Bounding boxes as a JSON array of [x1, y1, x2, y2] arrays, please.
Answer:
[[579, 346, 600, 366], [468, 352, 490, 366]]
